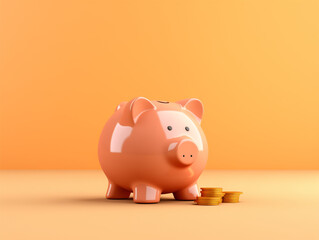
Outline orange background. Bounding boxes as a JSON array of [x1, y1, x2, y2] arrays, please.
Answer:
[[1, 0, 318, 169]]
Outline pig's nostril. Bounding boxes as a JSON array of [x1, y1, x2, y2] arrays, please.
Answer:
[[190, 155, 192, 157], [183, 155, 185, 157]]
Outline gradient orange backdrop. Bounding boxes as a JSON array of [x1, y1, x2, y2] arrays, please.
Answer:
[[1, 0, 318, 169]]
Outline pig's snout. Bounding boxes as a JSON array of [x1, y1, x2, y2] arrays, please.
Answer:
[[176, 139, 198, 166]]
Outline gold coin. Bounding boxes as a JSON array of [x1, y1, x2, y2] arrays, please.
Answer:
[[223, 198, 240, 203], [195, 197, 221, 206], [197, 196, 221, 200], [223, 193, 242, 197], [222, 191, 242, 203], [223, 191, 243, 195], [223, 196, 239, 199], [223, 198, 240, 201], [201, 187, 223, 191], [223, 194, 241, 197], [201, 192, 224, 197], [200, 188, 223, 194], [223, 197, 239, 201], [223, 195, 241, 198]]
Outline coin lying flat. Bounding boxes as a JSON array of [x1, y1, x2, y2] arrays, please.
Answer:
[[223, 198, 240, 203], [201, 192, 225, 203], [195, 196, 221, 206], [201, 191, 224, 197], [200, 187, 223, 192], [223, 191, 243, 195]]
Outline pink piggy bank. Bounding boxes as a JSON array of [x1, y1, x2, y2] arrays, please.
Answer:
[[98, 97, 208, 203]]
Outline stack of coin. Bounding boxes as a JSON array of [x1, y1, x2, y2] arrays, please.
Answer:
[[200, 187, 225, 203], [195, 187, 224, 206], [222, 191, 243, 203]]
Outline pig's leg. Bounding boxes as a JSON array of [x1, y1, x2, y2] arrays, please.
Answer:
[[106, 182, 131, 199], [133, 183, 161, 203], [173, 183, 199, 200]]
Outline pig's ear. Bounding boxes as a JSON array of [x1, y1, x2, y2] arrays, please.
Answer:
[[131, 97, 156, 123], [176, 98, 203, 123], [115, 102, 127, 112]]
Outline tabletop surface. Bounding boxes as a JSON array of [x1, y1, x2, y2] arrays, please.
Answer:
[[1, 170, 319, 240]]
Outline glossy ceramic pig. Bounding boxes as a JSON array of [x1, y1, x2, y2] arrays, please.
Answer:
[[98, 97, 208, 203]]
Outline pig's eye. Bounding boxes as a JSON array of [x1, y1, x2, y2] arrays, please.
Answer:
[[185, 126, 190, 131], [167, 126, 173, 131]]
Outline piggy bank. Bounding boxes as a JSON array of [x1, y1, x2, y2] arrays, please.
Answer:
[[98, 97, 208, 203]]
